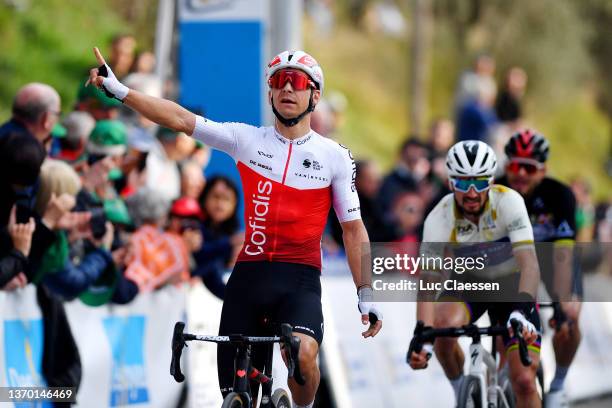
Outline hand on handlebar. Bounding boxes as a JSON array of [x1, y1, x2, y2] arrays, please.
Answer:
[[507, 311, 538, 345], [408, 343, 433, 370], [407, 320, 433, 370]]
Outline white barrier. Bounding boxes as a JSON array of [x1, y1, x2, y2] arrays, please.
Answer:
[[0, 285, 48, 401], [3, 269, 612, 408], [66, 285, 186, 408], [0, 284, 186, 408]]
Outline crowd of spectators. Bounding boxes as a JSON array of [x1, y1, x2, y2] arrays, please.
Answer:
[[0, 35, 243, 390]]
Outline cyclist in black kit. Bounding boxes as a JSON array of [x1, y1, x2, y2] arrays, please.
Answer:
[[498, 129, 581, 407]]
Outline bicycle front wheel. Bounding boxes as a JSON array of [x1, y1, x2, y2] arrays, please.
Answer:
[[457, 375, 483, 408], [271, 388, 291, 408], [221, 392, 246, 408]]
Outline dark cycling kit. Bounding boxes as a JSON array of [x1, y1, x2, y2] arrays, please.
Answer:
[[497, 176, 581, 298]]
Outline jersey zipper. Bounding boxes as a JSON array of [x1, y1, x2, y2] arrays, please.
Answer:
[[281, 142, 293, 184], [271, 141, 294, 259]]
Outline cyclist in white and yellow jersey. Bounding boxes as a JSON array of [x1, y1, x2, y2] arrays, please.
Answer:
[[409, 140, 542, 408]]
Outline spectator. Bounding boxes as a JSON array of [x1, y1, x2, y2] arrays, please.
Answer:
[[193, 176, 242, 299], [427, 118, 455, 182], [143, 127, 183, 201], [1, 206, 35, 289], [108, 34, 137, 80], [495, 67, 528, 124], [310, 98, 334, 138], [75, 81, 122, 121], [31, 160, 116, 300], [355, 160, 396, 242], [456, 78, 498, 142], [0, 131, 47, 225], [570, 177, 596, 242], [377, 137, 430, 216], [181, 160, 206, 200], [392, 192, 425, 243], [455, 54, 497, 109], [125, 187, 188, 292], [0, 82, 61, 149], [428, 118, 455, 156], [132, 51, 156, 74], [166, 196, 204, 283], [51, 111, 96, 171]]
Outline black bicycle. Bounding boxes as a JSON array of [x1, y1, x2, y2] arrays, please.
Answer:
[[171, 322, 305, 408], [407, 319, 532, 408]]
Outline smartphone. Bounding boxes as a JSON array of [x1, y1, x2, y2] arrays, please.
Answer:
[[15, 205, 30, 224]]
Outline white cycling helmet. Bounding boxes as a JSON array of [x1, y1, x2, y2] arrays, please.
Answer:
[[267, 50, 324, 95], [446, 140, 497, 178]]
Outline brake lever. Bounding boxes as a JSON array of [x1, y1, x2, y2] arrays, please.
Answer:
[[510, 319, 532, 367], [407, 320, 429, 363], [280, 323, 306, 386], [170, 322, 187, 382], [552, 302, 568, 331]]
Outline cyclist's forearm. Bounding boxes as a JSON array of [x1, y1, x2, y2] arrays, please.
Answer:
[[123, 89, 196, 135], [341, 220, 371, 289], [514, 246, 540, 298], [416, 301, 434, 326], [552, 244, 573, 300]]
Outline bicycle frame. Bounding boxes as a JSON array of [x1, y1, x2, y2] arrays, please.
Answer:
[[408, 320, 531, 408], [467, 341, 511, 408], [170, 322, 305, 407]]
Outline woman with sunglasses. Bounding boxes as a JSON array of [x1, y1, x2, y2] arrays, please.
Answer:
[[497, 129, 581, 408], [409, 140, 543, 408], [87, 47, 382, 408]]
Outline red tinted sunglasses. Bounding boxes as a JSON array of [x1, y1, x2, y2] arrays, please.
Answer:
[[268, 69, 315, 91], [507, 159, 544, 175]]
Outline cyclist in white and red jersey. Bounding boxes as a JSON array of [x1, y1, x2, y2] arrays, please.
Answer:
[[88, 47, 382, 408]]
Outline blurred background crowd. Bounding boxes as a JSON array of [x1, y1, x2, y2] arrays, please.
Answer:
[[0, 0, 611, 398]]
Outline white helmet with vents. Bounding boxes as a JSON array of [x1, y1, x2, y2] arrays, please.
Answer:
[[266, 50, 324, 95], [446, 140, 497, 178]]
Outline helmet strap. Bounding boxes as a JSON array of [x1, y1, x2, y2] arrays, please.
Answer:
[[271, 89, 316, 128]]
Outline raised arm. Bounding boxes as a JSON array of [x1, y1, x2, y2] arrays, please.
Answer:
[[88, 47, 196, 135]]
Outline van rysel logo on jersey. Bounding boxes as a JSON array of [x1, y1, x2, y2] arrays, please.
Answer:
[[258, 150, 273, 158]]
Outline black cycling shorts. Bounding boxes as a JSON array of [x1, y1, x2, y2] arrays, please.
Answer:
[[217, 261, 323, 395]]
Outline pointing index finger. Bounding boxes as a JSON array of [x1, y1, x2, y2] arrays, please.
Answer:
[[93, 47, 106, 66]]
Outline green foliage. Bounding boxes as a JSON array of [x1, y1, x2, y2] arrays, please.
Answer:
[[307, 0, 611, 199], [0, 0, 132, 119]]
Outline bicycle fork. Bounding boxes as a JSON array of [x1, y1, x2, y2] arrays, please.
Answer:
[[468, 343, 499, 408]]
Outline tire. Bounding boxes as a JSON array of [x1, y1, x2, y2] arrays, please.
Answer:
[[221, 392, 245, 408], [457, 375, 483, 408], [271, 389, 292, 408]]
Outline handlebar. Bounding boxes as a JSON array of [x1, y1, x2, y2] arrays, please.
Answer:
[[407, 319, 532, 367], [170, 322, 305, 385]]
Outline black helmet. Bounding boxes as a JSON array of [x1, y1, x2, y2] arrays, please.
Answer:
[[505, 129, 549, 163]]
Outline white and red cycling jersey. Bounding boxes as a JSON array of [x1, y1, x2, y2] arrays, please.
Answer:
[[192, 116, 361, 269]]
